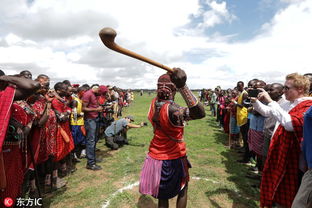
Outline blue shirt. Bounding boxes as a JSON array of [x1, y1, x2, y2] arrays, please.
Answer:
[[249, 113, 265, 131], [303, 106, 312, 168], [105, 118, 129, 137]]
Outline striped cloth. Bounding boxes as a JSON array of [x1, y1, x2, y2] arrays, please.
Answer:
[[139, 155, 163, 198], [139, 155, 191, 199], [248, 129, 264, 156]]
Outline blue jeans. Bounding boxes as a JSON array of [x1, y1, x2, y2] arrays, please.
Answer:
[[85, 118, 99, 166], [210, 103, 216, 117]]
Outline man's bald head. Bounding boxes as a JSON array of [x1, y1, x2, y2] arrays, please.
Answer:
[[20, 70, 32, 79], [268, 83, 284, 101]]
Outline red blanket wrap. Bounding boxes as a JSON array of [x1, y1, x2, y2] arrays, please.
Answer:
[[0, 144, 24, 207], [260, 100, 312, 207], [0, 86, 15, 152], [30, 97, 57, 165], [51, 98, 74, 161], [0, 100, 35, 206]]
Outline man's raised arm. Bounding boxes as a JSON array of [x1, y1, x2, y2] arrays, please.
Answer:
[[170, 68, 206, 120]]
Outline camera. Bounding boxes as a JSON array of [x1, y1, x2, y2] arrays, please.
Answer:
[[248, 89, 260, 98]]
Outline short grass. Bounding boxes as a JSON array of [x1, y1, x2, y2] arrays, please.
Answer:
[[43, 92, 260, 208]]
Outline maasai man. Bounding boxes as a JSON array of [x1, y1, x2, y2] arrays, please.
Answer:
[[27, 74, 60, 195], [0, 70, 40, 207], [227, 89, 240, 148], [51, 82, 74, 174], [19, 70, 32, 80], [139, 68, 205, 208]]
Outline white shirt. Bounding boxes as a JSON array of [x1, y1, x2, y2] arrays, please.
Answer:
[[252, 97, 312, 135]]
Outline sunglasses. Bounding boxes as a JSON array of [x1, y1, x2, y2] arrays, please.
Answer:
[[284, 85, 294, 91]]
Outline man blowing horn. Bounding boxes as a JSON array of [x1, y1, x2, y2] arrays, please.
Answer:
[[139, 68, 205, 208]]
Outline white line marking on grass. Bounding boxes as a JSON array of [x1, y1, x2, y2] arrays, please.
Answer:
[[101, 177, 231, 207], [101, 181, 139, 208], [191, 176, 220, 184]]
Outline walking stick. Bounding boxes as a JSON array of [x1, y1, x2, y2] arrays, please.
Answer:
[[99, 27, 174, 73]]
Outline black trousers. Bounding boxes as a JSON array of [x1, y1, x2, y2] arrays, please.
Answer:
[[240, 119, 251, 161]]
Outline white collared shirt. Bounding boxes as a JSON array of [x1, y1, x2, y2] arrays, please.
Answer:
[[252, 97, 312, 135]]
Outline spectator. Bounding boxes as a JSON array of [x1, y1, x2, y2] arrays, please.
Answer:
[[70, 86, 87, 160], [82, 85, 103, 171], [235, 81, 249, 163], [252, 73, 312, 207], [104, 115, 144, 150], [51, 82, 75, 176], [292, 104, 312, 207], [19, 70, 32, 80], [0, 70, 40, 205], [210, 90, 217, 117]]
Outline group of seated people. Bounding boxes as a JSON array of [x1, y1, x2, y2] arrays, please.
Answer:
[[0, 69, 138, 206], [204, 72, 312, 207]]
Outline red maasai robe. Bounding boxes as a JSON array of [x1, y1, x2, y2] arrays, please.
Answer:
[[0, 86, 15, 152], [0, 101, 35, 206], [148, 98, 185, 160], [30, 96, 57, 164], [44, 109, 57, 156], [51, 98, 74, 161], [260, 100, 312, 208], [223, 106, 230, 133]]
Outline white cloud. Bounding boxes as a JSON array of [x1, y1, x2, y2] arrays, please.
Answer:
[[196, 0, 236, 29], [280, 0, 305, 3], [0, 0, 311, 90]]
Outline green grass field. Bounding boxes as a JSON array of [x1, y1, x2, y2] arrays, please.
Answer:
[[43, 92, 260, 208]]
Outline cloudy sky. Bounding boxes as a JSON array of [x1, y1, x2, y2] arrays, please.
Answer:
[[0, 0, 311, 89]]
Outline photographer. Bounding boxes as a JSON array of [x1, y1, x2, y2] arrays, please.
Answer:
[[104, 116, 145, 150], [251, 73, 312, 208], [246, 80, 266, 172]]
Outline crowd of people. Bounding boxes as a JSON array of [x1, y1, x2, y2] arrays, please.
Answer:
[[201, 72, 312, 208], [1, 68, 312, 208], [0, 69, 144, 206]]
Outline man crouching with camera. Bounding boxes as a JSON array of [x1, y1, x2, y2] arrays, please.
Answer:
[[104, 115, 146, 150]]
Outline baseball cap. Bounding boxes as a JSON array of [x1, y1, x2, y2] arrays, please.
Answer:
[[126, 115, 134, 121]]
